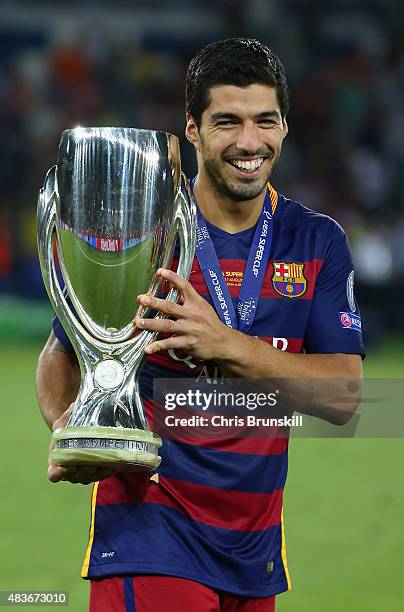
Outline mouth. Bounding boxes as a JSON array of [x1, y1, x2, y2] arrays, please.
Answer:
[[226, 156, 266, 178]]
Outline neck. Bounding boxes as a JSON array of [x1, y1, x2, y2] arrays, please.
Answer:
[[193, 171, 267, 234]]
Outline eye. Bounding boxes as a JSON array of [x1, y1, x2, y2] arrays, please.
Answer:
[[258, 119, 277, 126], [216, 120, 236, 127]]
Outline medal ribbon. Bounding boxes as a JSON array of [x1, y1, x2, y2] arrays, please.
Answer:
[[194, 183, 278, 332]]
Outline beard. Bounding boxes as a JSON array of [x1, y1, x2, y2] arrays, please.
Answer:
[[201, 147, 280, 202]]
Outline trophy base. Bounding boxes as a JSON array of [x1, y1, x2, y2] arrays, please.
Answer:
[[50, 426, 162, 471]]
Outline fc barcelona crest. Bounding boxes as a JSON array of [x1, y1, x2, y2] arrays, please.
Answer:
[[272, 261, 307, 298]]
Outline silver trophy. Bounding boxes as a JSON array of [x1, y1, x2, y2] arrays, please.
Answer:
[[37, 127, 196, 471]]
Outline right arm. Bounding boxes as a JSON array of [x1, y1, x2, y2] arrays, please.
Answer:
[[36, 331, 80, 431], [36, 331, 115, 484]]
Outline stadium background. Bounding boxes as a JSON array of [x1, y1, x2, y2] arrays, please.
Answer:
[[0, 1, 403, 610]]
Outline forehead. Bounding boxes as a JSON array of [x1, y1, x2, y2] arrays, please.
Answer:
[[204, 83, 281, 117]]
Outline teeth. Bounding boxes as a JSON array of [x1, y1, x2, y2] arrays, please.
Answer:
[[230, 158, 264, 172]]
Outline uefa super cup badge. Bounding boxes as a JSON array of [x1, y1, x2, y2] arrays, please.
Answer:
[[37, 127, 196, 471]]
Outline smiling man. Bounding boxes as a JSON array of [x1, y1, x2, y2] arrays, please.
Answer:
[[36, 38, 365, 612], [190, 85, 286, 202]]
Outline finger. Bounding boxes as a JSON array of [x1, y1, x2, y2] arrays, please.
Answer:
[[57, 465, 115, 485], [135, 317, 179, 334], [144, 335, 192, 354], [136, 294, 185, 318], [48, 464, 71, 483], [52, 404, 74, 432], [156, 268, 197, 300], [65, 467, 116, 485], [48, 462, 89, 481], [69, 466, 99, 479], [134, 302, 146, 321], [66, 474, 99, 485]]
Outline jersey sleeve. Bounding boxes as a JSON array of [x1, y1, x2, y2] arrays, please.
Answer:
[[51, 287, 75, 352], [304, 223, 365, 356], [52, 313, 74, 352]]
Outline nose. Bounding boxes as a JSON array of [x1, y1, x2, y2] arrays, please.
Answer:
[[235, 121, 262, 154]]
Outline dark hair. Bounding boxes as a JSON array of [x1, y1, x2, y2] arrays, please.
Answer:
[[186, 37, 290, 126]]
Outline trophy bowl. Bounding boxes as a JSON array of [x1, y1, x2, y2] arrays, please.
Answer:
[[37, 127, 196, 471]]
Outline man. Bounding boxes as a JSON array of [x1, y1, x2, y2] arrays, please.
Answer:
[[36, 38, 365, 611]]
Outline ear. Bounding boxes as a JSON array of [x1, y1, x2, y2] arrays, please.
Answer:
[[185, 113, 200, 151], [282, 118, 289, 139]]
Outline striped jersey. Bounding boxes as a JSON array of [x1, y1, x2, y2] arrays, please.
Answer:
[[53, 184, 365, 597]]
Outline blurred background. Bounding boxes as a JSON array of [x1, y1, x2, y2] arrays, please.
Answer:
[[0, 1, 403, 611], [1, 0, 404, 341]]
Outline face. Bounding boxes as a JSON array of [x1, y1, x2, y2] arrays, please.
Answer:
[[186, 83, 288, 201]]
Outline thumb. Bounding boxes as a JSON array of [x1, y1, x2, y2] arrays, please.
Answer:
[[52, 402, 74, 432], [48, 404, 75, 481]]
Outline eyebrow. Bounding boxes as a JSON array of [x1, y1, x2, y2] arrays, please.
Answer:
[[210, 110, 282, 122]]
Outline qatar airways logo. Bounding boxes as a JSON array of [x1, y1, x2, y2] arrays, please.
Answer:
[[168, 337, 289, 372]]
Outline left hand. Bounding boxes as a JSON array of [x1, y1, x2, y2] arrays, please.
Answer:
[[48, 405, 117, 485], [134, 268, 230, 360]]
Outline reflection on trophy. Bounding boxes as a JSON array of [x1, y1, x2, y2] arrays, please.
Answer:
[[37, 128, 196, 471]]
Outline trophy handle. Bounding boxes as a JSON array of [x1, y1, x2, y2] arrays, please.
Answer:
[[157, 172, 196, 305], [37, 167, 118, 361], [170, 172, 197, 295], [37, 166, 87, 360]]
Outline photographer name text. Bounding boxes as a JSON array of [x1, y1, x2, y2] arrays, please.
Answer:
[[164, 414, 303, 428]]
